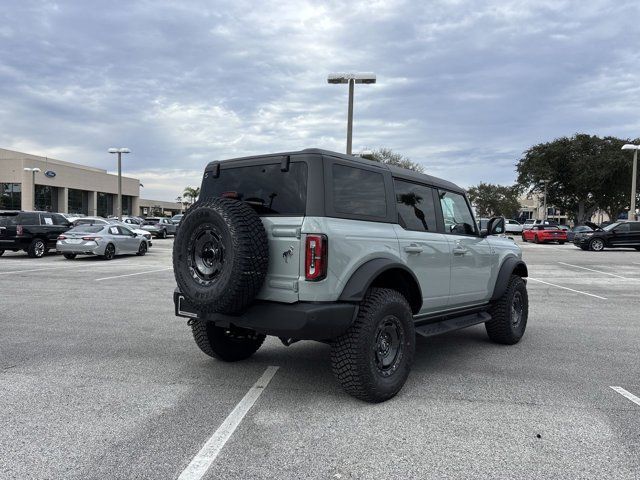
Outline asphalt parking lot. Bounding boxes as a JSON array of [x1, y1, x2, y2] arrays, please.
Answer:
[[1, 237, 639, 479]]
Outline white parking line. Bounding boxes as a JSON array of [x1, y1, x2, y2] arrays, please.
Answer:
[[557, 262, 629, 279], [527, 277, 607, 300], [94, 267, 172, 281], [178, 366, 279, 480], [0, 263, 158, 275], [610, 386, 640, 407]]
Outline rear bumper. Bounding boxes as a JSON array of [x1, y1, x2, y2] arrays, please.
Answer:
[[173, 289, 356, 341], [56, 241, 104, 255]]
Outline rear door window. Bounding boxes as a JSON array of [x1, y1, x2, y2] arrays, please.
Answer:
[[332, 164, 386, 217], [393, 179, 437, 232], [204, 162, 307, 215]]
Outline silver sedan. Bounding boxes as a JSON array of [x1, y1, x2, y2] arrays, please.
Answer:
[[56, 224, 149, 260]]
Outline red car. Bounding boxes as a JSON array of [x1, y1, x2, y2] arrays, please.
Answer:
[[522, 224, 567, 244]]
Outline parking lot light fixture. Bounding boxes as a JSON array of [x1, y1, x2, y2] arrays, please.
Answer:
[[327, 72, 376, 155], [23, 167, 41, 210], [108, 148, 131, 221], [621, 144, 639, 220]]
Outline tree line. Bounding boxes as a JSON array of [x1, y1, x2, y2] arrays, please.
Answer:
[[364, 135, 639, 224]]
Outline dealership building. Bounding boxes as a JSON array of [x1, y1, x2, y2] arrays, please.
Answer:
[[0, 148, 181, 216]]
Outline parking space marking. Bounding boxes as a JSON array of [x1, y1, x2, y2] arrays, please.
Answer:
[[178, 366, 279, 480], [610, 386, 640, 407], [94, 267, 173, 281], [557, 262, 629, 279], [527, 277, 607, 300], [0, 262, 161, 276]]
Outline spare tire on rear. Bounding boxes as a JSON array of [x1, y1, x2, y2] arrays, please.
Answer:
[[173, 198, 269, 314]]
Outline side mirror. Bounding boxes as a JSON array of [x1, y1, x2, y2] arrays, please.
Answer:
[[483, 216, 505, 237]]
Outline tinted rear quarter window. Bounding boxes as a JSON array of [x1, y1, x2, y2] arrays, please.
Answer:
[[332, 164, 386, 218], [203, 162, 308, 215]]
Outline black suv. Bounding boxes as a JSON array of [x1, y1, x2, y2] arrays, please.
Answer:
[[573, 221, 640, 251], [0, 211, 71, 258]]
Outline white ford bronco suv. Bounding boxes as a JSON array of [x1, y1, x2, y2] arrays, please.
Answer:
[[173, 149, 529, 402]]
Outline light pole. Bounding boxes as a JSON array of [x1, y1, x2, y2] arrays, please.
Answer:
[[541, 179, 549, 222], [23, 167, 41, 210], [621, 144, 639, 221], [327, 72, 376, 155], [108, 148, 130, 220]]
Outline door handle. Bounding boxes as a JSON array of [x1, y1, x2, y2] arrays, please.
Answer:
[[452, 247, 468, 255], [404, 244, 423, 254]]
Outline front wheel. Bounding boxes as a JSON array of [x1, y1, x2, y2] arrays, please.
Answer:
[[159, 229, 167, 239], [102, 243, 116, 260], [63, 253, 76, 260], [521, 235, 526, 242], [331, 288, 415, 403], [0, 249, 4, 256], [589, 238, 604, 251], [534, 235, 540, 244], [137, 241, 148, 256], [191, 320, 265, 361], [559, 241, 565, 245], [486, 275, 528, 345]]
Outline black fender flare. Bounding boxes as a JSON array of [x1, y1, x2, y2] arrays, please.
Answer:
[[339, 258, 423, 307], [491, 257, 528, 301]]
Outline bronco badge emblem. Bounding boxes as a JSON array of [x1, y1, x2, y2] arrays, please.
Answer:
[[282, 246, 294, 263]]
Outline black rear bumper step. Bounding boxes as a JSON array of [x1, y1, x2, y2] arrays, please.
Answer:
[[415, 311, 491, 338]]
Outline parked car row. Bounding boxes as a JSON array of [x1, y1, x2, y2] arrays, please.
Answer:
[[520, 220, 640, 252], [0, 210, 165, 259]]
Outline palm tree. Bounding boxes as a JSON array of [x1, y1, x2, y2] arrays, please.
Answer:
[[182, 186, 200, 206]]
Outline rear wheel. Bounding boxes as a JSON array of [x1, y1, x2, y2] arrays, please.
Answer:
[[137, 241, 147, 256], [0, 249, 4, 256], [634, 247, 640, 251], [159, 229, 167, 239], [102, 243, 115, 260], [559, 241, 565, 245], [191, 320, 265, 361], [27, 238, 46, 258], [63, 253, 76, 260], [534, 235, 540, 244], [331, 288, 415, 403], [486, 275, 528, 345], [589, 238, 604, 251], [521, 234, 526, 242]]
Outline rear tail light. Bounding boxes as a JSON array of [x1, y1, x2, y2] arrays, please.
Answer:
[[82, 236, 102, 241], [305, 234, 327, 281], [58, 235, 66, 240], [16, 225, 23, 235]]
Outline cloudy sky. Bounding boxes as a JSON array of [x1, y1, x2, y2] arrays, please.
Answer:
[[1, 0, 639, 201]]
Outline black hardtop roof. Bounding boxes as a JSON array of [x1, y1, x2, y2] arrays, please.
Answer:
[[206, 148, 465, 194]]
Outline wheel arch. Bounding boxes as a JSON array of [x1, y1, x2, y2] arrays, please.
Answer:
[[490, 256, 528, 302], [338, 258, 422, 314]]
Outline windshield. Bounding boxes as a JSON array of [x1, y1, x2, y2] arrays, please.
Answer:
[[202, 162, 308, 215], [603, 222, 622, 231]]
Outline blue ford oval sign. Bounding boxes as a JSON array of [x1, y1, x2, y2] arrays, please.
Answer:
[[44, 170, 56, 178]]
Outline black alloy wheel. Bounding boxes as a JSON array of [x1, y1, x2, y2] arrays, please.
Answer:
[[137, 241, 148, 256], [103, 243, 116, 260]]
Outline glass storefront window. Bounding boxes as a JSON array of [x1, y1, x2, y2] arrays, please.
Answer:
[[97, 192, 113, 217], [0, 183, 21, 210], [35, 185, 58, 212], [68, 189, 88, 215]]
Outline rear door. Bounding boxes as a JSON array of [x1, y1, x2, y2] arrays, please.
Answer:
[[392, 179, 450, 312], [200, 158, 309, 303], [609, 222, 633, 246], [438, 189, 494, 308]]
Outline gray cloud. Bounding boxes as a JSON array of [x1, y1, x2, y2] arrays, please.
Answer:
[[1, 0, 639, 200]]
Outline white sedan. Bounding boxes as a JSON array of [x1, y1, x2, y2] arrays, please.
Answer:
[[505, 219, 524, 233]]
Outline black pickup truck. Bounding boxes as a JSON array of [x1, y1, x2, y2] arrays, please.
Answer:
[[0, 211, 71, 258]]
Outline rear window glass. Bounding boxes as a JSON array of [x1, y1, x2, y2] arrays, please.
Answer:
[[204, 162, 307, 215], [393, 180, 436, 231], [143, 219, 159, 224], [69, 226, 103, 233], [332, 165, 386, 217]]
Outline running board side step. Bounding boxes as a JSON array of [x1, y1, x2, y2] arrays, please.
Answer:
[[414, 311, 491, 338]]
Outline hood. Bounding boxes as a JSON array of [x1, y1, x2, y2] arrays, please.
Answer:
[[583, 221, 602, 231]]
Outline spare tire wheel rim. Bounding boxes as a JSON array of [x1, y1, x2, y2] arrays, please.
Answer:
[[188, 225, 226, 285], [374, 315, 404, 377]]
